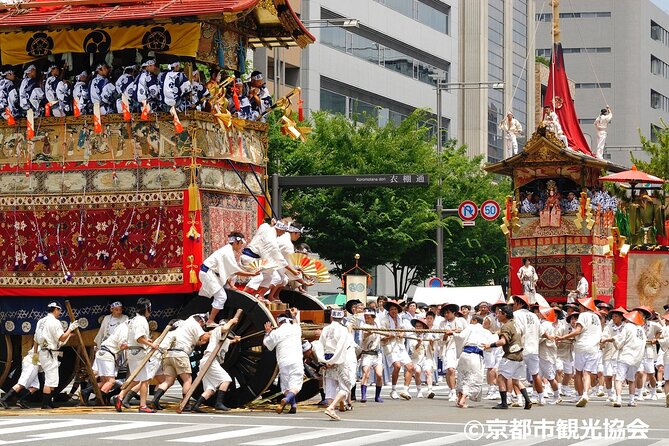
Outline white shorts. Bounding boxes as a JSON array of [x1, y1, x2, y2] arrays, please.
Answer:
[[39, 349, 60, 388], [416, 357, 435, 373], [92, 350, 117, 377], [442, 349, 458, 370], [211, 288, 228, 310], [616, 362, 638, 382], [202, 358, 232, 393], [324, 377, 337, 400], [555, 358, 564, 371], [574, 352, 599, 374], [270, 269, 289, 287], [562, 360, 574, 375], [523, 353, 540, 376], [664, 366, 669, 381], [499, 358, 525, 380], [18, 356, 40, 389], [539, 358, 556, 380], [640, 358, 656, 374], [386, 349, 412, 367], [361, 353, 382, 369], [127, 348, 160, 382], [483, 347, 502, 369], [245, 267, 273, 290], [279, 361, 304, 393], [602, 360, 617, 377]]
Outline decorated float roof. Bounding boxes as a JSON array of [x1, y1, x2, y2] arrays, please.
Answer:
[[0, 0, 314, 47], [483, 130, 627, 178]]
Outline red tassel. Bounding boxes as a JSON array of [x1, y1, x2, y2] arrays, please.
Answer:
[[121, 95, 131, 121], [141, 101, 150, 121], [233, 90, 241, 111], [73, 99, 80, 117], [171, 106, 184, 133], [298, 90, 304, 122], [44, 102, 51, 117], [5, 107, 15, 126]]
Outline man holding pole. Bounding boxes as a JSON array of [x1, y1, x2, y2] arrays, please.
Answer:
[[114, 298, 160, 413], [35, 301, 79, 409], [191, 317, 241, 412]]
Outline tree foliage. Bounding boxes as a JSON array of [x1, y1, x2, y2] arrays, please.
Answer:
[[634, 122, 669, 194], [270, 110, 511, 297]]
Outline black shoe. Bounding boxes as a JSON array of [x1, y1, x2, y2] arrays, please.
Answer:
[[122, 391, 136, 409], [215, 402, 230, 411], [0, 400, 8, 409], [80, 387, 93, 406], [113, 395, 123, 413], [151, 389, 165, 411], [524, 401, 533, 410], [16, 400, 30, 410], [492, 403, 508, 409], [183, 404, 193, 412], [288, 406, 297, 414]]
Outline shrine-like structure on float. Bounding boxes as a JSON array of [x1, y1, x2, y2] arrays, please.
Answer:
[[0, 0, 319, 406]]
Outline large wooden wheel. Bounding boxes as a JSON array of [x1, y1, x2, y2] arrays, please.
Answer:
[[278, 289, 326, 310], [178, 290, 278, 408]]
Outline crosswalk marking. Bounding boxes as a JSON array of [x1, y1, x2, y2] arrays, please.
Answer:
[[0, 419, 40, 427], [0, 419, 96, 436], [101, 423, 219, 441], [399, 433, 471, 446], [491, 436, 554, 446], [567, 439, 625, 446], [241, 428, 356, 445], [316, 430, 419, 446], [168, 425, 293, 443], [19, 421, 167, 443]]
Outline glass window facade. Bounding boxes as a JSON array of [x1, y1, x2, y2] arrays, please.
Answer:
[[536, 12, 611, 22], [320, 25, 450, 87], [487, 0, 505, 163], [651, 20, 669, 45], [374, 0, 450, 35], [651, 89, 669, 112], [651, 55, 669, 78]]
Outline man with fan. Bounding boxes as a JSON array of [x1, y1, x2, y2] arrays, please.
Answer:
[[199, 231, 260, 328], [268, 221, 314, 301]]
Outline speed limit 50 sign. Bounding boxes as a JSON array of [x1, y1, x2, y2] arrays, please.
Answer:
[[480, 200, 501, 221]]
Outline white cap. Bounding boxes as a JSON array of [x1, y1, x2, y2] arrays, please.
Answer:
[[331, 309, 345, 319], [302, 340, 311, 352], [110, 301, 123, 308], [47, 301, 62, 310]]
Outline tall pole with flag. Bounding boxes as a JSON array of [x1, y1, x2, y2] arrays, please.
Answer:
[[543, 0, 592, 156]]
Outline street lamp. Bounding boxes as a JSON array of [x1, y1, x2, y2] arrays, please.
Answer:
[[434, 80, 505, 283]]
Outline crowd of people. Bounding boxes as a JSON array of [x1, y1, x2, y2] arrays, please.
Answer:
[[0, 61, 272, 122], [519, 185, 619, 214]]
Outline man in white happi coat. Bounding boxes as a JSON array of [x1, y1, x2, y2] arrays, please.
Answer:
[[451, 315, 491, 408], [634, 307, 662, 401], [35, 301, 79, 409], [94, 301, 129, 349], [199, 232, 260, 326], [241, 220, 297, 301], [499, 112, 523, 157], [90, 319, 129, 404], [569, 272, 589, 302], [511, 294, 545, 404], [536, 306, 561, 404], [556, 297, 602, 407], [543, 105, 569, 148], [0, 325, 44, 409], [192, 317, 241, 412], [409, 318, 437, 399], [439, 303, 467, 402], [264, 309, 305, 414], [481, 301, 503, 400], [381, 300, 415, 400], [657, 313, 669, 407], [517, 258, 538, 300], [268, 222, 312, 301], [601, 309, 646, 407], [358, 308, 384, 403], [593, 106, 612, 159], [114, 298, 160, 413], [600, 306, 624, 402], [151, 314, 209, 410], [321, 309, 357, 420]]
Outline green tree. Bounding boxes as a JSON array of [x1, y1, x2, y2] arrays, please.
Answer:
[[634, 122, 669, 193], [271, 110, 510, 296]]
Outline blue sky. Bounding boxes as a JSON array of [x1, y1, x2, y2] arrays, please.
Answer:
[[652, 0, 669, 12]]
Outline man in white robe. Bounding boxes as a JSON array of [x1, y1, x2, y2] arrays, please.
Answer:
[[452, 315, 491, 408], [499, 112, 523, 157], [593, 106, 612, 159], [321, 309, 356, 420]]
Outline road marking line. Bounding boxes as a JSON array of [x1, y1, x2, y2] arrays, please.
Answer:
[[316, 430, 418, 446], [488, 436, 552, 446], [168, 425, 293, 443], [0, 419, 41, 427], [241, 428, 355, 445], [100, 423, 219, 440], [399, 433, 471, 446], [26, 421, 168, 440], [0, 419, 95, 436]]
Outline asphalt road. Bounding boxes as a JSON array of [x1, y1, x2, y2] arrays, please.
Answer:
[[0, 385, 668, 445]]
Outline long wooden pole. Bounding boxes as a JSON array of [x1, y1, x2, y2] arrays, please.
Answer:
[[176, 309, 243, 413], [120, 322, 173, 390], [64, 300, 104, 405]]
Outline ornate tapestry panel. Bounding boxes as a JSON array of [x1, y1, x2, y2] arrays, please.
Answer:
[[625, 253, 669, 310]]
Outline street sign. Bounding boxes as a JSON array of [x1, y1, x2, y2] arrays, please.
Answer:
[[428, 277, 442, 287], [278, 174, 429, 188], [480, 200, 501, 221], [458, 200, 478, 221], [462, 221, 476, 226]]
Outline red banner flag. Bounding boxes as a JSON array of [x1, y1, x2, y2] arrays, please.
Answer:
[[93, 103, 103, 133], [170, 106, 184, 133], [141, 101, 150, 121], [4, 107, 15, 126], [544, 43, 592, 156], [26, 109, 34, 140], [73, 98, 80, 117]]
